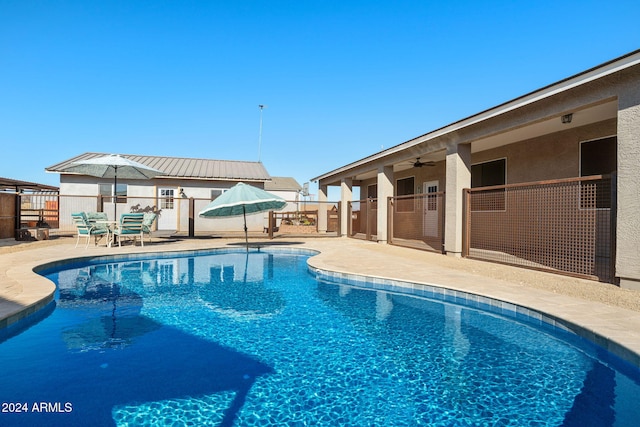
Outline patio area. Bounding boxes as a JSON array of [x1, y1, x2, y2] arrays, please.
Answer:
[[2, 235, 640, 367]]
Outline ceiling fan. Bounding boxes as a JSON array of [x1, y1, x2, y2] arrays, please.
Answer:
[[411, 157, 436, 168]]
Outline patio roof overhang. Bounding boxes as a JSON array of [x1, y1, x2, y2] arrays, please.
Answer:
[[0, 177, 59, 193], [312, 49, 640, 186]]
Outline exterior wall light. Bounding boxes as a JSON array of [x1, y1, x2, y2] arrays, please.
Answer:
[[561, 113, 573, 124]]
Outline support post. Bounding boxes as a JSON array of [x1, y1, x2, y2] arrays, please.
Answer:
[[376, 165, 393, 243], [188, 197, 195, 237], [340, 178, 352, 237], [444, 142, 471, 257], [615, 92, 640, 289], [317, 184, 328, 234]]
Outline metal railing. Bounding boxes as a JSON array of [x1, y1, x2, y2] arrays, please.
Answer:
[[348, 199, 377, 241], [8, 176, 617, 283], [388, 192, 445, 253], [14, 194, 341, 240], [265, 207, 340, 237], [464, 175, 615, 282]]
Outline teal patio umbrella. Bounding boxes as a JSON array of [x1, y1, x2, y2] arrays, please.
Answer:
[[58, 154, 165, 219], [199, 182, 286, 250]]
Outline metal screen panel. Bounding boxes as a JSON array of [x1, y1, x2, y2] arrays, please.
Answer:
[[348, 199, 377, 241], [389, 192, 445, 253], [466, 176, 614, 282]]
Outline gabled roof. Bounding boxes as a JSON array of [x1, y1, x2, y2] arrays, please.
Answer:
[[46, 153, 271, 182], [264, 176, 302, 192]]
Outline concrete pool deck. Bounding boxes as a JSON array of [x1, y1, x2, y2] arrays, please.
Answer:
[[2, 235, 640, 366]]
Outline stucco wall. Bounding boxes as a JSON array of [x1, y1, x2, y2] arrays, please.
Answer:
[[56, 176, 272, 232], [616, 81, 640, 289], [472, 119, 617, 184], [357, 118, 615, 203], [359, 162, 446, 197]]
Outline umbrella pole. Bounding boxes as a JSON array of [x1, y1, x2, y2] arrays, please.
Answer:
[[113, 166, 118, 221], [243, 206, 248, 252]]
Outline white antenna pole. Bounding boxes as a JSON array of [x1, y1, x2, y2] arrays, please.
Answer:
[[258, 104, 266, 161]]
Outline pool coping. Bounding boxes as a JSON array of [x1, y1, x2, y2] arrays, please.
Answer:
[[2, 238, 640, 369]]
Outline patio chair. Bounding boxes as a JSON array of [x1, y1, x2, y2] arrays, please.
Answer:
[[142, 212, 157, 243], [87, 212, 114, 246], [86, 212, 111, 232], [71, 212, 109, 249], [113, 213, 145, 247]]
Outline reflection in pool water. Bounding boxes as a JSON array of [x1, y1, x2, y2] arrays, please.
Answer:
[[57, 266, 158, 351], [0, 250, 638, 426]]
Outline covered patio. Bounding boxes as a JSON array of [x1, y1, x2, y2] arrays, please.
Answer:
[[312, 50, 640, 289]]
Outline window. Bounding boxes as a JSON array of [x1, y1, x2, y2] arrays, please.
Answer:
[[115, 184, 127, 203], [99, 183, 127, 203], [425, 183, 438, 211], [471, 159, 506, 211], [211, 189, 227, 201], [580, 136, 616, 209], [471, 158, 506, 188], [396, 177, 415, 212], [99, 184, 111, 197], [396, 177, 415, 196], [580, 136, 616, 177], [160, 189, 174, 210]]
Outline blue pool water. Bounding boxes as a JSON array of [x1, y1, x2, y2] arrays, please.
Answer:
[[1, 249, 639, 426]]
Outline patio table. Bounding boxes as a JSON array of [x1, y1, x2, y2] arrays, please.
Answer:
[[95, 220, 118, 247]]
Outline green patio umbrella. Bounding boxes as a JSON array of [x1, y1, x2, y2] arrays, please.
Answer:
[[199, 182, 286, 250], [58, 154, 165, 219]]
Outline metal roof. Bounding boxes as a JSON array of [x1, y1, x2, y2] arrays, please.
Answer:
[[264, 176, 302, 191], [0, 177, 59, 192], [46, 153, 271, 182]]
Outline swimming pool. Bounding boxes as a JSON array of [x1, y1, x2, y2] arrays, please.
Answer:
[[1, 249, 639, 426]]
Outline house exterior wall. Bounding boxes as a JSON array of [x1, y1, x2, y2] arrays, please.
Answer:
[[399, 164, 442, 241], [60, 175, 159, 197], [169, 179, 265, 199], [314, 52, 640, 286], [347, 116, 624, 277], [360, 162, 446, 192], [59, 175, 271, 232], [268, 189, 300, 212], [360, 119, 615, 196], [362, 119, 617, 252], [155, 180, 268, 233], [472, 118, 617, 183]]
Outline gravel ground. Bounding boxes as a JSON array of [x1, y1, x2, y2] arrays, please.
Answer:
[[418, 250, 640, 312]]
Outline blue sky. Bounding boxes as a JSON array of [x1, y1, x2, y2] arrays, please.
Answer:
[[1, 1, 638, 199]]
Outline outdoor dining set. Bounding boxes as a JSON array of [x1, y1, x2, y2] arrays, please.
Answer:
[[71, 212, 157, 248]]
